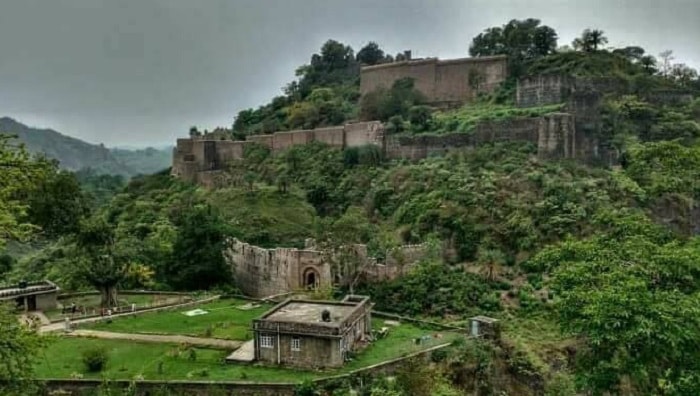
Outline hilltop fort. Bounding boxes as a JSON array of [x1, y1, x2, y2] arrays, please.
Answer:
[[171, 54, 641, 188]]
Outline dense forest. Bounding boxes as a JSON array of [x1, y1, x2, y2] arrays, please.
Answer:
[[2, 18, 700, 395]]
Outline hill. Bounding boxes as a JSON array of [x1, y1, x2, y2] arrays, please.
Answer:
[[0, 117, 171, 177]]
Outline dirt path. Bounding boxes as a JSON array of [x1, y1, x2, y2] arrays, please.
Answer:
[[39, 295, 220, 333], [66, 329, 242, 350]]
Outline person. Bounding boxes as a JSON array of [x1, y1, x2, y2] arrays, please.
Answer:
[[70, 302, 76, 315]]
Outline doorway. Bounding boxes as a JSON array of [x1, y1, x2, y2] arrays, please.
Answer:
[[303, 268, 320, 290]]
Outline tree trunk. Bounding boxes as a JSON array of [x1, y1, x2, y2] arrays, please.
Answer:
[[99, 285, 119, 308]]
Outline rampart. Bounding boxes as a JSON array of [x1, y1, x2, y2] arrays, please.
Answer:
[[172, 72, 639, 187], [172, 121, 383, 185], [360, 55, 508, 106], [224, 238, 423, 298]]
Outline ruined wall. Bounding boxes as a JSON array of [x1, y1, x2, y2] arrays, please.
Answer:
[[516, 75, 574, 108], [360, 55, 507, 106], [173, 123, 384, 186], [224, 239, 331, 298], [344, 121, 384, 148], [384, 115, 576, 161], [361, 58, 437, 99], [248, 134, 274, 149], [537, 113, 576, 159], [313, 126, 345, 148], [383, 113, 583, 162], [225, 239, 425, 298], [434, 57, 509, 105]]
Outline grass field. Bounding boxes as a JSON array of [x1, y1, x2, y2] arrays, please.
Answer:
[[85, 299, 272, 340], [36, 321, 461, 381]]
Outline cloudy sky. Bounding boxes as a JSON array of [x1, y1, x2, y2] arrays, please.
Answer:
[[1, 0, 698, 147]]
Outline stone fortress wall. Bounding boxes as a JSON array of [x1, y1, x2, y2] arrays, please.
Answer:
[[224, 238, 424, 298], [360, 55, 508, 107], [171, 121, 384, 186]]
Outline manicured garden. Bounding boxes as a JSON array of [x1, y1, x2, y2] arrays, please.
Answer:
[[36, 320, 462, 382]]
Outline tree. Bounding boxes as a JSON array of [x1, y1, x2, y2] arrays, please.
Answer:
[[658, 50, 675, 77], [316, 206, 374, 294], [167, 204, 232, 290], [26, 170, 90, 236], [612, 45, 645, 61], [75, 217, 129, 308], [0, 135, 51, 248], [669, 63, 698, 87], [356, 41, 387, 66], [469, 19, 558, 77], [572, 28, 608, 52], [0, 304, 46, 395], [538, 228, 700, 394], [639, 55, 658, 74]]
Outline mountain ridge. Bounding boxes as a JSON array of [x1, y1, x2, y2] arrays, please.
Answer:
[[0, 117, 171, 176]]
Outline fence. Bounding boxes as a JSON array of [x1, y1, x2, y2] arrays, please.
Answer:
[[49, 292, 216, 324]]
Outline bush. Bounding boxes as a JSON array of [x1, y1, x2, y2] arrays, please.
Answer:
[[82, 347, 109, 372]]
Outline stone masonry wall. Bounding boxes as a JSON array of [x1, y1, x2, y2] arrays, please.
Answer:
[[360, 55, 508, 106], [225, 239, 424, 298], [384, 114, 576, 161], [360, 56, 507, 105], [172, 121, 384, 184]]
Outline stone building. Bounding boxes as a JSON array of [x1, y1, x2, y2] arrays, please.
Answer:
[[252, 295, 372, 368], [0, 280, 59, 312], [360, 55, 508, 107]]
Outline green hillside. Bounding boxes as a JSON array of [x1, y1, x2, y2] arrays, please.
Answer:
[[3, 19, 700, 396]]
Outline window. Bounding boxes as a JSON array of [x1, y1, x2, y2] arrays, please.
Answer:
[[260, 334, 274, 349], [291, 337, 301, 352]]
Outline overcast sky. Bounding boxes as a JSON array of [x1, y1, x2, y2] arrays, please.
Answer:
[[1, 0, 698, 147]]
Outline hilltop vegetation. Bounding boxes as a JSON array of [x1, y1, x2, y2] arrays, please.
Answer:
[[2, 17, 700, 396]]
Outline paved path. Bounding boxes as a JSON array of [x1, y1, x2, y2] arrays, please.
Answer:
[[39, 295, 220, 333], [66, 329, 242, 350]]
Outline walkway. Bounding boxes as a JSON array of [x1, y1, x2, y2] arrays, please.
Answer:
[[66, 329, 242, 350], [39, 295, 220, 333]]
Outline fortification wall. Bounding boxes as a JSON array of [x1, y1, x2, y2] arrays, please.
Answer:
[[313, 126, 345, 148], [360, 56, 507, 106], [385, 117, 540, 160], [344, 121, 384, 147], [516, 75, 574, 108], [361, 59, 437, 99], [248, 134, 274, 149], [225, 238, 425, 298], [434, 57, 508, 104]]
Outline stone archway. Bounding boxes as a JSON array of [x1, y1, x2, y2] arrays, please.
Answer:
[[302, 267, 320, 290]]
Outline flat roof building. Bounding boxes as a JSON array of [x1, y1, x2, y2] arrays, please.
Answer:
[[252, 295, 372, 368], [0, 280, 59, 312]]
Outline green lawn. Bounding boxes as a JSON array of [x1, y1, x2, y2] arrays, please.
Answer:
[[85, 299, 272, 340], [36, 321, 462, 382]]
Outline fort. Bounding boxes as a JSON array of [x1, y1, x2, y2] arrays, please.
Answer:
[[360, 55, 508, 107], [172, 56, 635, 187]]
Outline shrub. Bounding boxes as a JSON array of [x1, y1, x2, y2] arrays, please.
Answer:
[[82, 347, 109, 372]]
